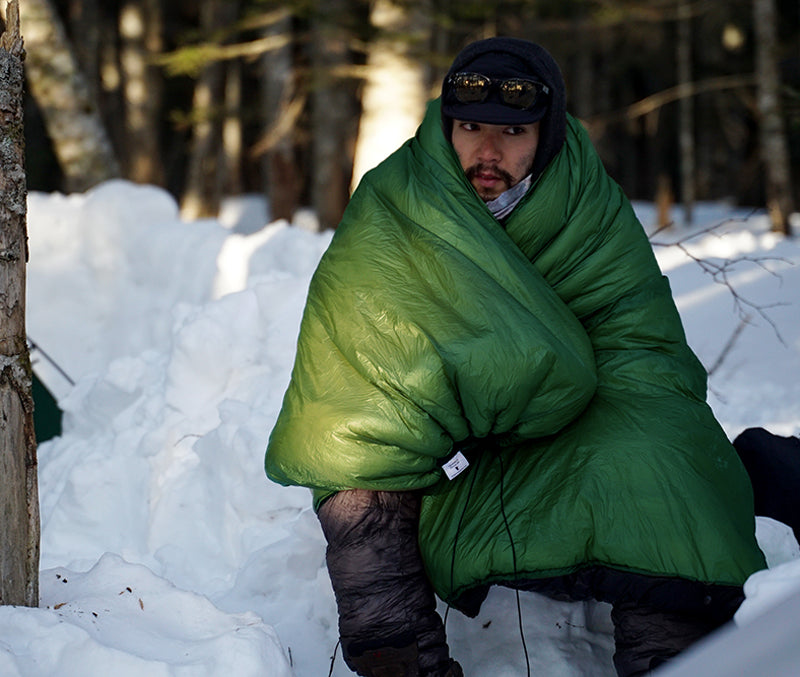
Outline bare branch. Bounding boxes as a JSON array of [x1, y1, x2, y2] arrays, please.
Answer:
[[589, 74, 757, 127], [650, 215, 792, 346], [707, 316, 749, 376]]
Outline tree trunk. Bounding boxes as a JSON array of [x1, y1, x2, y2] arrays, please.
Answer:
[[19, 0, 120, 192], [258, 8, 301, 223], [310, 0, 359, 231], [0, 0, 39, 608], [180, 0, 238, 219], [119, 0, 165, 185], [753, 0, 794, 234], [567, 9, 593, 122], [222, 57, 243, 196], [67, 0, 100, 103], [180, 58, 224, 219], [350, 0, 428, 191], [677, 0, 694, 225]]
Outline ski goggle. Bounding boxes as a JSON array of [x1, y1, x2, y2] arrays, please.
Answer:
[[446, 72, 550, 110]]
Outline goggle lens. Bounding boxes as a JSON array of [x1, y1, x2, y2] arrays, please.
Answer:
[[447, 73, 549, 111]]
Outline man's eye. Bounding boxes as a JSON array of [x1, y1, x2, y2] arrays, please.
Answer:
[[505, 126, 525, 135]]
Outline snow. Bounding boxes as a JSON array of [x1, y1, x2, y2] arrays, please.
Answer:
[[6, 178, 799, 676]]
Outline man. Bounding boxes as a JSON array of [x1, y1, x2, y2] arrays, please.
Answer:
[[265, 37, 766, 677]]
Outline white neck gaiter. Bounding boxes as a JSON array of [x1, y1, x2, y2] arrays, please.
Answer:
[[485, 174, 533, 221]]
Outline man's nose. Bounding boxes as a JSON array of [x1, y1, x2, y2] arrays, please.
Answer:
[[477, 135, 501, 162]]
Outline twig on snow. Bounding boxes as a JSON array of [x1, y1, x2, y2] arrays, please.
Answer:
[[707, 315, 749, 377], [649, 214, 791, 346]]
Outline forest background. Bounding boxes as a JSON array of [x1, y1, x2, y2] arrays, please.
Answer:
[[14, 0, 800, 232]]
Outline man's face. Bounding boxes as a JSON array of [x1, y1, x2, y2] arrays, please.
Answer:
[[451, 120, 540, 201]]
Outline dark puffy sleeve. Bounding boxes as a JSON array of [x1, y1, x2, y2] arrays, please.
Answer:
[[318, 489, 460, 677]]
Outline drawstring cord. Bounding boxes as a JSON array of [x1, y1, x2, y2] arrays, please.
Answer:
[[445, 447, 532, 676], [497, 450, 531, 677], [445, 450, 482, 628]]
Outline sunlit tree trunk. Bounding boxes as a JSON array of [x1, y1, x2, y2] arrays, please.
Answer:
[[0, 0, 39, 608], [350, 0, 429, 191], [753, 0, 793, 234], [19, 0, 120, 192], [119, 0, 165, 185]]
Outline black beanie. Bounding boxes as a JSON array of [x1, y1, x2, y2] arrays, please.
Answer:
[[441, 37, 567, 181], [442, 52, 548, 125]]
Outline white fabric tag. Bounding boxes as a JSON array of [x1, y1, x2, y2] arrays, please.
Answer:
[[442, 451, 469, 480]]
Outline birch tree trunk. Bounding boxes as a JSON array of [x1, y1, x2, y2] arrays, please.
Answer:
[[753, 0, 794, 234], [0, 0, 39, 608], [19, 0, 120, 192]]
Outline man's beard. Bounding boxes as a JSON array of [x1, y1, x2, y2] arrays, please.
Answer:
[[465, 163, 516, 201]]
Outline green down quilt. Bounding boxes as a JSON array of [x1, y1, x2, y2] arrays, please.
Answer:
[[265, 100, 766, 607]]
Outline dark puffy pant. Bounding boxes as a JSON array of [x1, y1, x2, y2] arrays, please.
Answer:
[[611, 602, 725, 676], [514, 566, 743, 677], [319, 488, 744, 677], [318, 489, 460, 677], [318, 490, 761, 676]]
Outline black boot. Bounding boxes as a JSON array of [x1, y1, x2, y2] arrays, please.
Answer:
[[733, 427, 800, 542]]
